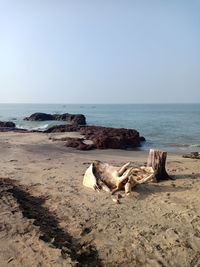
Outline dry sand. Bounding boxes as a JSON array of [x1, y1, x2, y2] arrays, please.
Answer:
[[0, 132, 200, 267]]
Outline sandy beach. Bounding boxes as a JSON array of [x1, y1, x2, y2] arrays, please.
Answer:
[[0, 131, 200, 267]]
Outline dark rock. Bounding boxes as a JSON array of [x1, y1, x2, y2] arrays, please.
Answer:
[[24, 113, 54, 121], [79, 126, 141, 149], [24, 112, 86, 125], [0, 121, 16, 128], [0, 128, 28, 132], [46, 125, 143, 150], [44, 124, 80, 133], [140, 136, 146, 142], [53, 113, 86, 125], [65, 138, 95, 150]]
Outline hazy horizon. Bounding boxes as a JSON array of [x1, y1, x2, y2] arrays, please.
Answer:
[[1, 102, 200, 105], [1, 1, 200, 104]]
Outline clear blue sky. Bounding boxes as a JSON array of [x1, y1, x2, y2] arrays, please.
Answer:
[[0, 0, 200, 103]]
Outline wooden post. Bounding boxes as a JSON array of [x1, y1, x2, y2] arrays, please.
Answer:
[[147, 149, 170, 182]]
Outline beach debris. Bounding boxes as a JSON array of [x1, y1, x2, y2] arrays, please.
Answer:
[[83, 160, 155, 196], [182, 152, 200, 159], [112, 195, 120, 204], [112, 193, 123, 204], [147, 149, 171, 181], [7, 257, 14, 263]]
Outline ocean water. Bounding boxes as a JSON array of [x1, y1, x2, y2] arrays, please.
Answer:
[[0, 103, 200, 152]]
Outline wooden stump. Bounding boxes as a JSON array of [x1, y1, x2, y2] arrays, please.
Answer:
[[147, 149, 170, 181]]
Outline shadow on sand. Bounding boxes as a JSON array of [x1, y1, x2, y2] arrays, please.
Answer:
[[171, 173, 200, 180], [0, 178, 102, 267]]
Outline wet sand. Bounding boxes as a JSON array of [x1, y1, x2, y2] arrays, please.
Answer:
[[0, 132, 200, 267]]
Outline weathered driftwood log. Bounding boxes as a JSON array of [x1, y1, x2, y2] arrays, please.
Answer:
[[83, 161, 155, 196], [147, 149, 170, 181]]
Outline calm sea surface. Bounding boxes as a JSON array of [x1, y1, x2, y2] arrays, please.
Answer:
[[0, 103, 199, 152]]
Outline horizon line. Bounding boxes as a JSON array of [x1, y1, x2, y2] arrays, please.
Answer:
[[0, 102, 200, 105]]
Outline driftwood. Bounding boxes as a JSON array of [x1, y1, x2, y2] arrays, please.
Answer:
[[147, 149, 170, 181], [83, 149, 171, 202], [83, 161, 155, 196]]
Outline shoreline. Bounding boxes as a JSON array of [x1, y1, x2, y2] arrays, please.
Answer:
[[1, 128, 200, 154], [0, 103, 200, 153]]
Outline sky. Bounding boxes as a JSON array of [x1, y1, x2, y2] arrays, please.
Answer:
[[0, 0, 200, 104]]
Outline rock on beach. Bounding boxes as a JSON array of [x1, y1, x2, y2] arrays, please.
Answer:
[[0, 121, 16, 128], [47, 125, 143, 150]]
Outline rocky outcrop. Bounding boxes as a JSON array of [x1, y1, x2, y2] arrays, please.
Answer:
[[53, 125, 142, 150], [0, 121, 16, 128], [140, 136, 146, 142], [79, 126, 141, 149], [53, 113, 86, 125], [45, 124, 80, 133], [24, 112, 86, 125], [24, 113, 54, 121], [65, 138, 95, 151]]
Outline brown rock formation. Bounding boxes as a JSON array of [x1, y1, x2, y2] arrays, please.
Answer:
[[79, 126, 141, 149], [24, 113, 86, 125], [24, 113, 54, 121], [53, 113, 86, 125], [65, 138, 95, 151]]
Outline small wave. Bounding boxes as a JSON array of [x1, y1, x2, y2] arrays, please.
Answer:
[[16, 125, 27, 130], [189, 144, 200, 148], [173, 144, 200, 148], [16, 124, 49, 131], [32, 124, 49, 130], [172, 144, 191, 148]]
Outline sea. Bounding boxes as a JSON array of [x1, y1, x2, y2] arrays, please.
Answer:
[[0, 103, 200, 153]]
